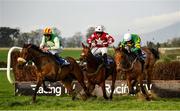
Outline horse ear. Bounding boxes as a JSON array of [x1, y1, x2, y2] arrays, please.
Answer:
[[82, 42, 85, 48], [88, 43, 91, 49]]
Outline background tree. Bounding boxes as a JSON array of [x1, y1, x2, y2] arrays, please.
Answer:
[[85, 26, 95, 40], [64, 32, 82, 47], [0, 27, 20, 47]]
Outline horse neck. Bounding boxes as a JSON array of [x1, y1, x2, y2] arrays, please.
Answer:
[[29, 48, 47, 66], [122, 52, 132, 68], [86, 52, 99, 71]]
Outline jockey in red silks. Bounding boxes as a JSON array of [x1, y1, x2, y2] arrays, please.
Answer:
[[87, 25, 114, 64]]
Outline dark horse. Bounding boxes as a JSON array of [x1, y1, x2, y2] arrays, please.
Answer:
[[17, 44, 90, 103], [114, 47, 159, 100], [80, 43, 116, 100]]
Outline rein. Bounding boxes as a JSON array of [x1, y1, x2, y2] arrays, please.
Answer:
[[86, 63, 104, 75], [18, 54, 47, 64], [121, 57, 137, 72]]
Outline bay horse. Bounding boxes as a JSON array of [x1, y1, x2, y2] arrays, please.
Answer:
[[114, 47, 159, 100], [80, 43, 116, 100], [114, 47, 149, 100], [17, 44, 90, 103]]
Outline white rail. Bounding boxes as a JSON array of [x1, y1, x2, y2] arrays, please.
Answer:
[[0, 68, 12, 71], [6, 46, 22, 84]]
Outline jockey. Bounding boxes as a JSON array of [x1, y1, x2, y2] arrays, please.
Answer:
[[87, 25, 114, 64], [40, 27, 70, 66], [120, 33, 145, 64]]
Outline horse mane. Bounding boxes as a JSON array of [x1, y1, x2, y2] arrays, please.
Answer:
[[23, 44, 51, 55], [115, 47, 133, 57]]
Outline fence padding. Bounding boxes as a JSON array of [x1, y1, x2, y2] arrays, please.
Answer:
[[152, 61, 180, 80], [11, 51, 37, 81]]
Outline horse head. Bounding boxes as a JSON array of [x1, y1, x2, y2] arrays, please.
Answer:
[[114, 46, 135, 72], [17, 44, 41, 65], [80, 43, 92, 61]]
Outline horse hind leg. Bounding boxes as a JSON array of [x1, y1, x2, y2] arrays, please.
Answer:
[[62, 81, 77, 100], [100, 81, 108, 100], [110, 70, 116, 100]]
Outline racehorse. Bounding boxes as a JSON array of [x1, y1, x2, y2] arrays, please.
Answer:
[[17, 44, 90, 103], [114, 47, 149, 100], [80, 43, 116, 100], [114, 47, 159, 100]]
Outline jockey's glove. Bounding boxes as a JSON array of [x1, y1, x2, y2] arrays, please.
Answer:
[[131, 47, 139, 53]]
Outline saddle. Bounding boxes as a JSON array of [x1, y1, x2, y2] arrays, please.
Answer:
[[54, 55, 70, 66], [94, 54, 114, 67]]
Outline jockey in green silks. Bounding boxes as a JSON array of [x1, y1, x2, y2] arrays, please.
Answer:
[[40, 27, 70, 66], [120, 33, 145, 64]]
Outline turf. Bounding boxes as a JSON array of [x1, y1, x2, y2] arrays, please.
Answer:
[[0, 71, 180, 110]]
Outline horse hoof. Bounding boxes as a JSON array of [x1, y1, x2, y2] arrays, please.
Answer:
[[81, 94, 88, 101]]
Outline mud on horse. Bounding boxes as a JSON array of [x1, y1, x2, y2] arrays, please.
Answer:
[[80, 43, 117, 100], [17, 44, 90, 103]]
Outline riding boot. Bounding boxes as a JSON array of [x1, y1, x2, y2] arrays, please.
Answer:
[[54, 54, 70, 66], [136, 50, 145, 72], [103, 53, 108, 68]]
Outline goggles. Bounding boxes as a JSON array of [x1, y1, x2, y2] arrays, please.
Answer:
[[44, 34, 51, 36]]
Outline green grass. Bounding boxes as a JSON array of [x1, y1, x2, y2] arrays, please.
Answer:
[[0, 49, 8, 62], [0, 71, 180, 110], [0, 48, 113, 62], [0, 48, 82, 62]]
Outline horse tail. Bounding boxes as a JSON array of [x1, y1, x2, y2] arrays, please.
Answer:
[[149, 48, 160, 60]]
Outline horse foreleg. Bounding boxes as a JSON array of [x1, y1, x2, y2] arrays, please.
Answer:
[[138, 75, 150, 101], [32, 78, 42, 103], [100, 81, 108, 100], [131, 80, 137, 94], [78, 81, 91, 97], [110, 71, 116, 100], [62, 81, 76, 100], [127, 75, 133, 95]]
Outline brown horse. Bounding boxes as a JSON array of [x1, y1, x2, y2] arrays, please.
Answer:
[[17, 44, 90, 103], [114, 47, 152, 100], [80, 43, 116, 100]]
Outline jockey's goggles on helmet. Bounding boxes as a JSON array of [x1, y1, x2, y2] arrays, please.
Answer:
[[44, 34, 51, 36], [127, 40, 132, 44], [96, 32, 103, 35]]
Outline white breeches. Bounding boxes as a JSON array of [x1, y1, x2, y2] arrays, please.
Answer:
[[91, 47, 108, 55], [49, 48, 63, 55]]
